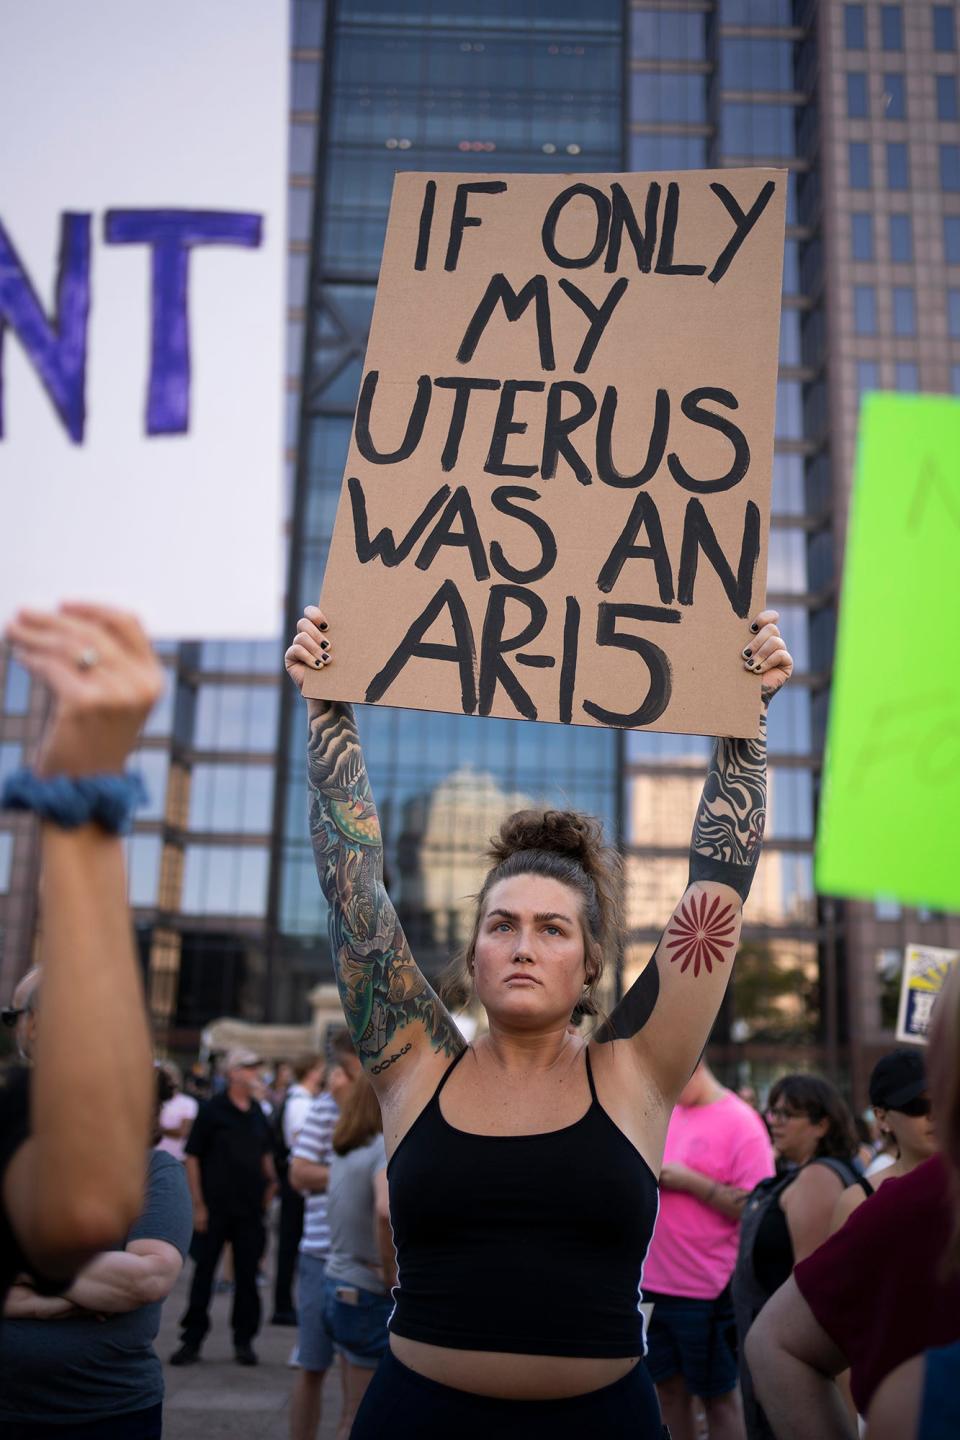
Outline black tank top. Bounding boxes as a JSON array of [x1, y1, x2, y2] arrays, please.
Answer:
[[387, 1046, 660, 1358]]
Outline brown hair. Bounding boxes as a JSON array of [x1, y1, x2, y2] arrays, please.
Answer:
[[443, 808, 622, 1016], [332, 1071, 383, 1156], [768, 1074, 859, 1162], [292, 1052, 324, 1083], [328, 1027, 357, 1066]]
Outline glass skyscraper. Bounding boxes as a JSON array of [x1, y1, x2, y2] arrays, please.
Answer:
[[2, 0, 958, 1102]]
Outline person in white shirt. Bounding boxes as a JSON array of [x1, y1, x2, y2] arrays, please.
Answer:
[[272, 1053, 326, 1327], [156, 1063, 199, 1164]]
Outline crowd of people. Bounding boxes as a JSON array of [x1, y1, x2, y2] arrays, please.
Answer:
[[0, 600, 957, 1439]]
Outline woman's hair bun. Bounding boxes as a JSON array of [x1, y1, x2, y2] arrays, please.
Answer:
[[487, 808, 606, 870]]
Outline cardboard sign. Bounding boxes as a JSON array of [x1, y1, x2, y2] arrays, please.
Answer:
[[307, 170, 786, 736], [0, 1, 288, 637], [895, 944, 959, 1045], [816, 395, 960, 911]]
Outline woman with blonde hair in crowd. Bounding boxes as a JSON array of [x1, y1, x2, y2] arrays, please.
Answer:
[[284, 602, 793, 1438], [317, 1071, 393, 1439]]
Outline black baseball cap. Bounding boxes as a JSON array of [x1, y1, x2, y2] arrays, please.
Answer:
[[869, 1049, 927, 1110]]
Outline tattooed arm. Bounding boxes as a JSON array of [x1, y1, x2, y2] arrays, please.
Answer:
[[596, 610, 792, 1104], [287, 607, 465, 1093]]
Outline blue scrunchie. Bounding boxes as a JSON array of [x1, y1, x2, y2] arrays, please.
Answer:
[[0, 768, 147, 835]]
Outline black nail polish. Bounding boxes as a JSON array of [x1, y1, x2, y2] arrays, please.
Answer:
[[315, 659, 322, 668], [319, 622, 328, 632], [750, 623, 759, 633], [742, 648, 752, 659], [320, 640, 329, 650]]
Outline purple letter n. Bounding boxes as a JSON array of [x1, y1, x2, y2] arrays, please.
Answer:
[[0, 213, 91, 443], [104, 209, 262, 436]]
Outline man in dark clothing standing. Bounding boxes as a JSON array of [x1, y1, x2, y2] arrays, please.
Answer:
[[171, 1048, 276, 1367]]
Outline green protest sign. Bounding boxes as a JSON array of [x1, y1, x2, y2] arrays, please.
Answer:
[[816, 393, 960, 912]]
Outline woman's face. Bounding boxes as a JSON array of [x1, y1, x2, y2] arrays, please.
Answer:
[[877, 1100, 938, 1162], [766, 1099, 828, 1164], [472, 873, 592, 1030]]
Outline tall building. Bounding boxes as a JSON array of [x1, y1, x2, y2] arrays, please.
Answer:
[[2, 0, 958, 1101]]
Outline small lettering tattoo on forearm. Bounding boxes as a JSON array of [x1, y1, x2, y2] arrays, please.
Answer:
[[371, 1042, 413, 1076]]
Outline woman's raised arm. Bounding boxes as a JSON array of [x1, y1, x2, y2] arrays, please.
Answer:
[[596, 609, 792, 1104], [286, 607, 464, 1094]]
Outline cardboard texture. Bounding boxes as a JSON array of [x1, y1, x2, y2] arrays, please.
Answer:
[[816, 394, 960, 911], [895, 944, 959, 1046], [307, 170, 786, 735]]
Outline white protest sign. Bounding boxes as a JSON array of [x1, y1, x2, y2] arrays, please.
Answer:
[[895, 943, 959, 1045], [0, 1, 288, 637]]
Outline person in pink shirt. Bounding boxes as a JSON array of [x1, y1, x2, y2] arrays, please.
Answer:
[[644, 1059, 775, 1440]]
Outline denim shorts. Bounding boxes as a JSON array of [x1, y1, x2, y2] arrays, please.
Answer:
[[297, 1253, 335, 1372], [643, 1287, 739, 1399], [321, 1273, 392, 1369]]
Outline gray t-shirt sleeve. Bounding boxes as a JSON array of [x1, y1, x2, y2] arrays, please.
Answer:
[[131, 1151, 193, 1258], [367, 1135, 388, 1180]]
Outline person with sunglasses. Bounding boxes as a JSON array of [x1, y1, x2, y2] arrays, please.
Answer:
[[830, 1051, 936, 1235]]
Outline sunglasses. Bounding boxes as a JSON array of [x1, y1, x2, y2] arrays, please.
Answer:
[[1, 1006, 27, 1028], [889, 1096, 932, 1118]]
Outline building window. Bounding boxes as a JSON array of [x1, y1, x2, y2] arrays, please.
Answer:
[[857, 359, 880, 394], [889, 213, 913, 262], [880, 5, 903, 50], [883, 73, 906, 119], [945, 215, 960, 263], [775, 381, 804, 439], [949, 288, 960, 337], [937, 74, 959, 120], [0, 833, 12, 893], [952, 363, 960, 393], [182, 845, 270, 917], [630, 72, 706, 123], [849, 141, 871, 187], [3, 660, 30, 716], [846, 71, 869, 117], [844, 4, 866, 49], [886, 142, 909, 189], [0, 742, 23, 789], [852, 212, 874, 260], [629, 134, 706, 170], [193, 685, 279, 753], [940, 143, 960, 190], [895, 361, 919, 391], [854, 285, 878, 334], [779, 309, 801, 364], [188, 764, 276, 834], [892, 286, 916, 336], [125, 834, 162, 908], [721, 38, 795, 91], [631, 9, 705, 61], [722, 103, 796, 158], [934, 4, 957, 51]]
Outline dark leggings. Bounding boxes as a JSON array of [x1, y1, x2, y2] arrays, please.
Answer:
[[350, 1350, 664, 1438]]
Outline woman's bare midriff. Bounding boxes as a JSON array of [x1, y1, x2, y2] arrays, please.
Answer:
[[389, 1335, 639, 1399]]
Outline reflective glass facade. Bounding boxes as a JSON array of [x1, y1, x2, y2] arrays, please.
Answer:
[[273, 0, 624, 1014]]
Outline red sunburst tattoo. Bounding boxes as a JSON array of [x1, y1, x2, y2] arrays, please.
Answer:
[[664, 892, 738, 978]]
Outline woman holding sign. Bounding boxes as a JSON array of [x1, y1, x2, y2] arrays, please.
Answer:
[[284, 603, 792, 1438]]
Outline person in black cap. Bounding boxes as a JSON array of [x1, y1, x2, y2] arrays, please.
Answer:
[[831, 1049, 937, 1234]]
